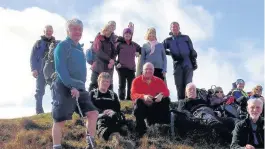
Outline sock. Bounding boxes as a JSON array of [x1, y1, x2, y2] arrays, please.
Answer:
[[53, 144, 62, 149], [86, 134, 95, 147]]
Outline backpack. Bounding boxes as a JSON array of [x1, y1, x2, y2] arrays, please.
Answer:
[[196, 88, 209, 103], [196, 85, 216, 105], [43, 40, 62, 85], [85, 41, 95, 65]]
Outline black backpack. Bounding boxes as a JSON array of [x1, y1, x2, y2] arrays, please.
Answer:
[[196, 85, 216, 105]]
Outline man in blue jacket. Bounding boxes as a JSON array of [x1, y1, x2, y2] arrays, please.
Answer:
[[30, 25, 55, 114], [52, 18, 98, 149], [163, 22, 198, 100]]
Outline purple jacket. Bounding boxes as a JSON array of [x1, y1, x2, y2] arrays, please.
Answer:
[[116, 38, 141, 71]]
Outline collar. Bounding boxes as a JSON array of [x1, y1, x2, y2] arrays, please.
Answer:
[[141, 75, 156, 84], [66, 37, 82, 50], [246, 115, 264, 126]]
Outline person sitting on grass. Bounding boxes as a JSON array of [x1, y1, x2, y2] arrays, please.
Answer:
[[90, 72, 134, 148], [131, 62, 170, 137]]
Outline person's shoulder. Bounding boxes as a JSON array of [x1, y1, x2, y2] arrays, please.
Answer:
[[89, 89, 95, 95], [57, 39, 70, 49], [180, 34, 191, 40], [164, 36, 173, 41], [131, 41, 140, 47], [236, 118, 248, 127], [156, 43, 165, 49]]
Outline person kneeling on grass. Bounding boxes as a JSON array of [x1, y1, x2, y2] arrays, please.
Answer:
[[52, 18, 98, 149], [131, 62, 171, 137], [90, 72, 134, 148]]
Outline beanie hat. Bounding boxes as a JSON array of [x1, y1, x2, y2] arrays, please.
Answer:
[[236, 79, 245, 85], [123, 28, 132, 35]]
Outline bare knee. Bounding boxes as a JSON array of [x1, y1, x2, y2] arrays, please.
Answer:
[[53, 121, 65, 128], [86, 110, 99, 120]]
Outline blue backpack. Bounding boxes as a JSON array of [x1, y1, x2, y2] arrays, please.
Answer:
[[86, 42, 95, 65]]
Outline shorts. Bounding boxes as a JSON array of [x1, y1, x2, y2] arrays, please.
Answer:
[[51, 80, 97, 122]]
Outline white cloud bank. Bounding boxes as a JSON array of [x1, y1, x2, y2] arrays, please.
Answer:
[[0, 0, 263, 118]]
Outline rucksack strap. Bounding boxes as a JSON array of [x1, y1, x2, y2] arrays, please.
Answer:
[[93, 88, 115, 100]]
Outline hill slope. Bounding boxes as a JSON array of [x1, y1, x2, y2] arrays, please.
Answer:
[[0, 101, 229, 149]]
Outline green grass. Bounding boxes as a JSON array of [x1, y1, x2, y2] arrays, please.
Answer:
[[0, 101, 229, 149]]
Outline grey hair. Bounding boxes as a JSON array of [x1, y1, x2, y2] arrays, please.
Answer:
[[143, 62, 154, 71], [170, 21, 179, 29], [44, 25, 53, 30], [66, 18, 83, 31], [97, 72, 112, 82], [247, 97, 264, 106]]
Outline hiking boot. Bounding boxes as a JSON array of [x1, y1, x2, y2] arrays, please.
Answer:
[[53, 145, 62, 149], [109, 132, 135, 149], [36, 108, 44, 115], [86, 135, 96, 149]]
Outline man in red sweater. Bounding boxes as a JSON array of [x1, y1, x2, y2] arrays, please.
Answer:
[[131, 62, 170, 136]]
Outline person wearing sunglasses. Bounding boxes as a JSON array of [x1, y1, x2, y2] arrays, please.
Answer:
[[209, 87, 226, 108]]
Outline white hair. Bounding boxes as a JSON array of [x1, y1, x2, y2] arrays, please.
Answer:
[[186, 82, 196, 89], [247, 97, 264, 106], [143, 62, 154, 71], [66, 18, 83, 31]]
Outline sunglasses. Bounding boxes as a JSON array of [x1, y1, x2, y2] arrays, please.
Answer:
[[216, 91, 223, 93], [255, 88, 263, 91]]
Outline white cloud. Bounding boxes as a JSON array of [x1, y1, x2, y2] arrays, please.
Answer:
[[0, 0, 263, 118]]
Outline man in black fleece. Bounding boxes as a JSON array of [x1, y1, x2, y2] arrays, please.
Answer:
[[231, 98, 264, 149]]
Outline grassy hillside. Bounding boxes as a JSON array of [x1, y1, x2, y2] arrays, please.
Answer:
[[0, 101, 229, 149]]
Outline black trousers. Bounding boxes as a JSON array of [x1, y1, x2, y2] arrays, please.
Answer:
[[133, 97, 171, 135], [173, 64, 193, 100], [154, 68, 164, 80], [97, 112, 125, 140], [116, 68, 135, 100]]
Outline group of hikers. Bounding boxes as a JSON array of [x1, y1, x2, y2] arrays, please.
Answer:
[[30, 18, 264, 149]]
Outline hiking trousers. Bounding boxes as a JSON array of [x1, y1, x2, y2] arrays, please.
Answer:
[[133, 97, 171, 135], [35, 71, 46, 114], [97, 112, 126, 140], [116, 68, 135, 100], [173, 64, 193, 100]]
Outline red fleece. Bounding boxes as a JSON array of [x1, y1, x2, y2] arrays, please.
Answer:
[[130, 75, 170, 102]]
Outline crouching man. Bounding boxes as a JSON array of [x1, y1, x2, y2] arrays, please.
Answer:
[[52, 18, 98, 149], [90, 72, 134, 148], [131, 62, 170, 137]]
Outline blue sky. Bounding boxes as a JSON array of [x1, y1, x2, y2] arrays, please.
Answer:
[[1, 0, 263, 49], [0, 0, 263, 118]]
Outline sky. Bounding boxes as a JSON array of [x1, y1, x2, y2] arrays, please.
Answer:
[[0, 0, 264, 119]]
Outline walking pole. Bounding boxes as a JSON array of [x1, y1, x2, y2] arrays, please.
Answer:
[[75, 96, 95, 149]]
